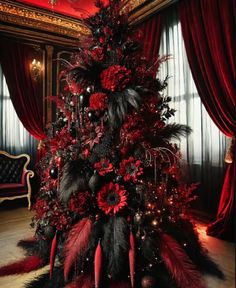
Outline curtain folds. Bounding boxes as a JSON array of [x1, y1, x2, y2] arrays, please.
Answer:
[[179, 0, 236, 240], [0, 40, 46, 141], [139, 13, 163, 62]]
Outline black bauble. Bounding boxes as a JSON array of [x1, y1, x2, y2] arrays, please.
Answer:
[[49, 167, 58, 179], [79, 94, 85, 107], [87, 110, 97, 122]]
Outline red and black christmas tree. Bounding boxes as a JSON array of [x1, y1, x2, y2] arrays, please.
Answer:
[[0, 1, 224, 287]]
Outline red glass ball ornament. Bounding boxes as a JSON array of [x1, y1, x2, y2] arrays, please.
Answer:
[[141, 276, 156, 288]]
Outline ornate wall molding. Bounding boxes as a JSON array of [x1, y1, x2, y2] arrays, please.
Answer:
[[0, 0, 90, 39], [126, 0, 177, 24]]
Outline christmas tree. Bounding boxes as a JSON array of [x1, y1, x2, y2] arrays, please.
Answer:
[[0, 1, 224, 287]]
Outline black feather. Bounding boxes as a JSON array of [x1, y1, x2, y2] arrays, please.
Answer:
[[165, 220, 224, 279], [25, 266, 65, 288], [108, 88, 141, 128], [87, 220, 104, 259], [140, 235, 160, 262], [101, 217, 129, 279], [17, 239, 37, 256], [157, 124, 192, 141], [59, 159, 92, 203]]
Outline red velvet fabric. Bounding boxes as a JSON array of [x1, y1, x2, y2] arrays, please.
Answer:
[[179, 0, 236, 240], [179, 0, 236, 136], [0, 40, 46, 141], [139, 14, 163, 62]]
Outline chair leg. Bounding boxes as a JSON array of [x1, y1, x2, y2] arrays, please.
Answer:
[[27, 196, 31, 210]]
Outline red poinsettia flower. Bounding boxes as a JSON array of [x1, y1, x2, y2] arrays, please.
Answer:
[[83, 125, 104, 149], [119, 157, 143, 182], [94, 159, 114, 176], [100, 65, 132, 92], [97, 182, 127, 215], [89, 92, 108, 111]]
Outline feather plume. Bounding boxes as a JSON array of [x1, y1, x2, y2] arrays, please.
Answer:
[[102, 217, 129, 278], [50, 231, 58, 278], [65, 273, 94, 288], [94, 241, 102, 288], [160, 233, 206, 288], [18, 237, 51, 260], [108, 89, 141, 128], [165, 220, 224, 279], [64, 217, 93, 280], [0, 255, 43, 276], [129, 231, 135, 288], [59, 160, 92, 203], [17, 237, 37, 255], [155, 124, 192, 142], [25, 265, 65, 288], [140, 234, 159, 262]]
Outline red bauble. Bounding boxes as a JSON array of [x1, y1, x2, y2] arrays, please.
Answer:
[[141, 276, 156, 288]]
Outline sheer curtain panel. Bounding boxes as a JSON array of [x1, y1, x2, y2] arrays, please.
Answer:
[[158, 5, 227, 216]]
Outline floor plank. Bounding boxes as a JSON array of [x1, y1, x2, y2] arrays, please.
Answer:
[[0, 205, 234, 287]]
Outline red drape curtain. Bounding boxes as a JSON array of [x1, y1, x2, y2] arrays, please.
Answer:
[[0, 40, 46, 141], [138, 14, 163, 62], [179, 0, 236, 240]]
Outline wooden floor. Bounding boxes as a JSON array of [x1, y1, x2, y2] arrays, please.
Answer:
[[0, 203, 235, 288]]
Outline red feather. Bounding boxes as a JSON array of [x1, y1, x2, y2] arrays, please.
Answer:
[[65, 273, 94, 288], [160, 233, 206, 288], [64, 217, 93, 280], [129, 231, 135, 288], [0, 255, 43, 276], [94, 241, 102, 288], [50, 230, 58, 278]]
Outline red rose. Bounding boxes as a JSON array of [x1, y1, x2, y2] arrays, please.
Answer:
[[100, 65, 132, 92], [89, 92, 108, 111], [91, 47, 105, 62]]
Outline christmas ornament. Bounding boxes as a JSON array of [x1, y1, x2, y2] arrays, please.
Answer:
[[141, 276, 156, 288], [94, 241, 102, 288], [49, 167, 58, 179], [79, 94, 85, 107], [87, 110, 98, 122], [134, 212, 143, 224]]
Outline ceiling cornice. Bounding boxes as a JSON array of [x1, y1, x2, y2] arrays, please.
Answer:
[[0, 0, 90, 39], [0, 0, 176, 45]]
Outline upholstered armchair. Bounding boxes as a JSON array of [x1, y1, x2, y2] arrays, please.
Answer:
[[0, 151, 34, 210]]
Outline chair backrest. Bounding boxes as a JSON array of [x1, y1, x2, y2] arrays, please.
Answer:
[[0, 151, 30, 184]]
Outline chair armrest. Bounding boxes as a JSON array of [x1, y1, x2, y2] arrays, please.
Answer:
[[21, 170, 35, 186]]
